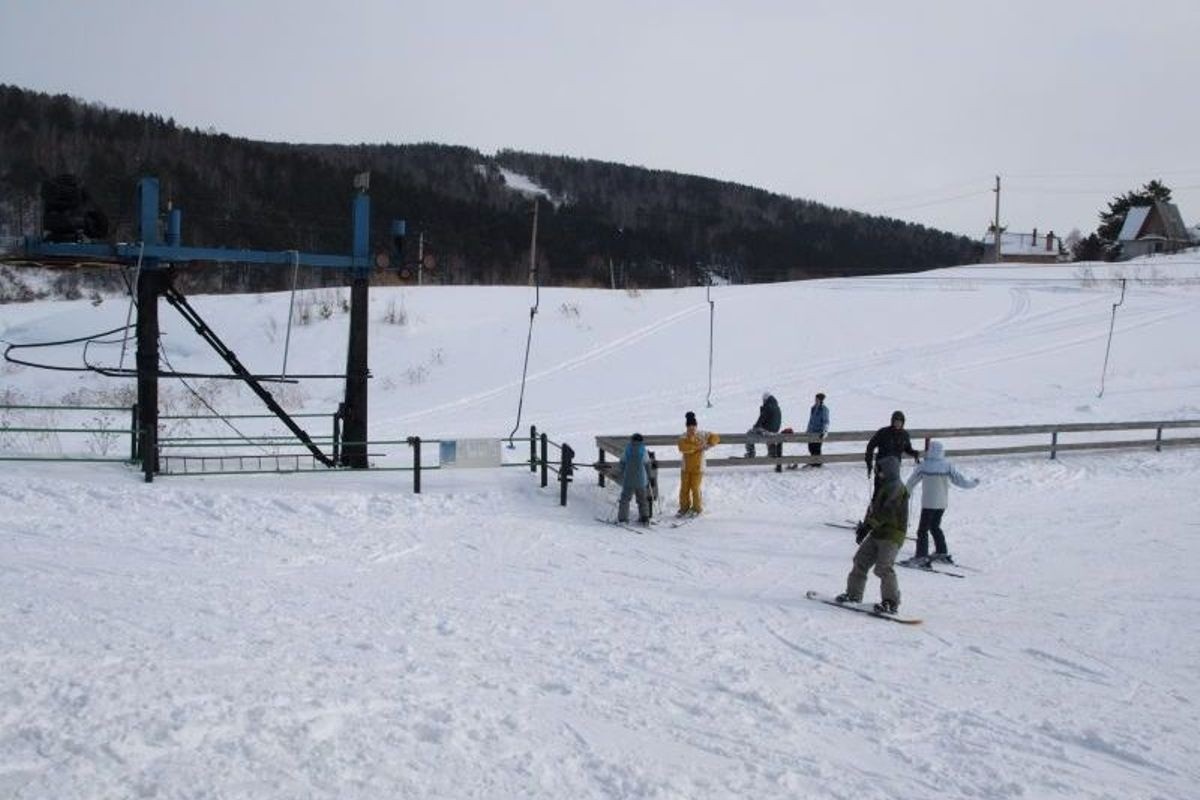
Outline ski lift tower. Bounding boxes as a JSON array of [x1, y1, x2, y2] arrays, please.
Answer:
[[18, 176, 403, 480]]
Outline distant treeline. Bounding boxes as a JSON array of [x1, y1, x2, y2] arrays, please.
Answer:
[[0, 84, 979, 292]]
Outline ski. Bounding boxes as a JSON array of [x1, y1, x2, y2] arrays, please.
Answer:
[[594, 516, 653, 534], [805, 590, 922, 625], [896, 560, 966, 579], [669, 514, 701, 529]]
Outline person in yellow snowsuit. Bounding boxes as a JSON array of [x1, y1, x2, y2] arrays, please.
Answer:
[[676, 411, 720, 516]]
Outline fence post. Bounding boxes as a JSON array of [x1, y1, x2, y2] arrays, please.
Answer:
[[598, 448, 607, 487], [1050, 431, 1058, 460], [1156, 427, 1163, 453], [332, 412, 342, 466], [560, 444, 574, 506], [540, 433, 549, 488], [407, 436, 421, 493], [530, 425, 537, 472], [130, 403, 139, 461]]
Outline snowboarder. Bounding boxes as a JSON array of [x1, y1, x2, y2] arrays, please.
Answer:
[[677, 411, 720, 516], [803, 392, 830, 468], [837, 456, 909, 614], [744, 391, 782, 459], [901, 440, 980, 566], [865, 410, 920, 490], [617, 433, 653, 526]]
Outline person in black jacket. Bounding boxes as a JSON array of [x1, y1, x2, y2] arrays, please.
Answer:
[[744, 391, 782, 458], [865, 410, 920, 490]]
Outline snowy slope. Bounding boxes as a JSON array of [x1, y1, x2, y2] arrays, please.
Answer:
[[2, 255, 1199, 799]]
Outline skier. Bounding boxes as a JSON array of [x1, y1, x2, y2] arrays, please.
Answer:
[[744, 391, 782, 459], [865, 410, 920, 490], [803, 392, 830, 468], [677, 411, 720, 516], [617, 433, 653, 526], [900, 440, 980, 566], [837, 456, 909, 614]]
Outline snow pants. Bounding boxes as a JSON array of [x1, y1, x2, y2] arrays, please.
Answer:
[[914, 508, 947, 558], [678, 470, 704, 513], [845, 537, 901, 606], [744, 426, 780, 459], [619, 485, 651, 523]]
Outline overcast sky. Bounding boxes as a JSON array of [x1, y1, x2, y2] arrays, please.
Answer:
[[3, 0, 1198, 239]]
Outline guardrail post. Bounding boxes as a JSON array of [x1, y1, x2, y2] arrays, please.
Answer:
[[1050, 431, 1058, 460], [540, 433, 549, 488], [598, 448, 607, 487], [1156, 427, 1163, 453], [407, 436, 421, 493], [560, 444, 574, 506], [530, 425, 537, 472]]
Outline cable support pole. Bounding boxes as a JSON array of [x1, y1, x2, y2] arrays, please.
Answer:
[[1097, 278, 1127, 398], [507, 197, 540, 448], [706, 274, 715, 408], [281, 249, 300, 379]]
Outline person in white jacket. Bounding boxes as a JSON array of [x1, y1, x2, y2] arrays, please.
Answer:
[[900, 440, 979, 566]]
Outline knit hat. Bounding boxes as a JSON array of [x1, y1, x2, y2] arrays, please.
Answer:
[[891, 410, 906, 423], [815, 392, 825, 400], [685, 411, 697, 427], [762, 391, 771, 401], [631, 432, 644, 442]]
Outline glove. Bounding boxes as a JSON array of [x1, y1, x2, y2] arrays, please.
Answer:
[[914, 453, 921, 464], [855, 521, 870, 544], [865, 461, 873, 477]]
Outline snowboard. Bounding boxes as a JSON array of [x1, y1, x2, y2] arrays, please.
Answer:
[[805, 590, 922, 625]]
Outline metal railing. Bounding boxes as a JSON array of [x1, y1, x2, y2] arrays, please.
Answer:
[[0, 403, 138, 463], [595, 419, 1200, 472]]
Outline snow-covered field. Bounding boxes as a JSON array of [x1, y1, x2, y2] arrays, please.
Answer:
[[2, 255, 1199, 798]]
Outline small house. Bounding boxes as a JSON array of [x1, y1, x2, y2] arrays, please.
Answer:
[[980, 228, 1064, 264], [1116, 202, 1191, 259]]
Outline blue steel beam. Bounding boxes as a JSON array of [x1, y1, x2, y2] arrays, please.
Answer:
[[21, 240, 370, 269]]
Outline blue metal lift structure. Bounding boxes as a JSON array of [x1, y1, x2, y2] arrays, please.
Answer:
[[18, 177, 397, 481]]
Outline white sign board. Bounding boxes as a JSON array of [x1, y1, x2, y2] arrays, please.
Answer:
[[439, 438, 503, 469]]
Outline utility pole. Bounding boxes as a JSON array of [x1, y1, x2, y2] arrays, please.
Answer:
[[993, 175, 1002, 263]]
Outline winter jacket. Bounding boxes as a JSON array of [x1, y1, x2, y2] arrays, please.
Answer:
[[865, 425, 918, 468], [806, 403, 830, 435], [619, 441, 651, 490], [865, 456, 909, 546], [905, 441, 979, 510], [678, 429, 721, 472], [753, 395, 782, 433]]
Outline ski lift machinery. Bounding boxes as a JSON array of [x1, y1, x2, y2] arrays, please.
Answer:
[[12, 176, 407, 481]]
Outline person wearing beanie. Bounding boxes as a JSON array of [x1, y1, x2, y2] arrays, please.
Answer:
[[865, 409, 920, 491], [900, 440, 980, 566], [617, 432, 653, 525], [803, 392, 830, 468], [837, 455, 909, 615], [677, 411, 720, 516], [744, 391, 782, 459]]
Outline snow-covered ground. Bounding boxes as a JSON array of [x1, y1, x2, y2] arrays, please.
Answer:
[[2, 254, 1199, 798]]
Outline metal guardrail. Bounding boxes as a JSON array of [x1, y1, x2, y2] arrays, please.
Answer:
[[595, 419, 1200, 471], [0, 403, 138, 463]]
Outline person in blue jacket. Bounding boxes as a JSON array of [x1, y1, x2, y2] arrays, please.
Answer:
[[805, 392, 830, 467], [617, 433, 653, 525]]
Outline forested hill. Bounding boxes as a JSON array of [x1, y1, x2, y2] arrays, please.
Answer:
[[0, 84, 979, 290]]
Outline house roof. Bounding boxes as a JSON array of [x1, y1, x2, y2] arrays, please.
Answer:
[[1118, 202, 1190, 242], [1118, 206, 1152, 241]]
